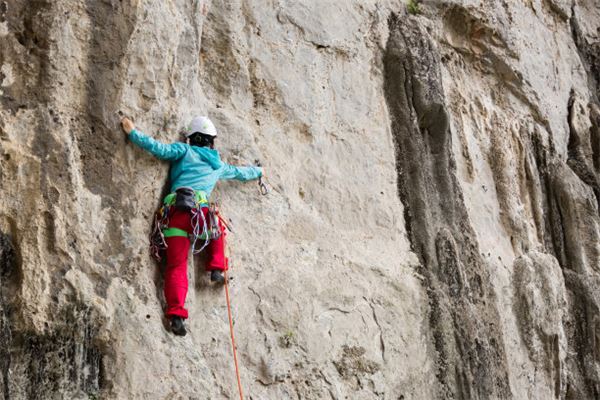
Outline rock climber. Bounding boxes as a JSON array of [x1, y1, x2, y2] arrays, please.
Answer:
[[121, 116, 263, 336]]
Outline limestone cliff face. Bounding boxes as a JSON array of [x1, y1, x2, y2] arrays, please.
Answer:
[[0, 1, 599, 399]]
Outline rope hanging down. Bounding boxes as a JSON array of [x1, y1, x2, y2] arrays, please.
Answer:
[[189, 257, 244, 399], [224, 269, 244, 400], [222, 161, 270, 398]]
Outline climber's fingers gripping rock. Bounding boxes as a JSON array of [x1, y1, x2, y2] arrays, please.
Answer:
[[121, 117, 135, 136]]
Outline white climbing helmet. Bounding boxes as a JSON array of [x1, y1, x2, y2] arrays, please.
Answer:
[[187, 116, 217, 137]]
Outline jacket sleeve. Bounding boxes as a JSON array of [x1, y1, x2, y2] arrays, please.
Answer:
[[196, 148, 262, 181], [129, 129, 187, 161], [219, 164, 263, 181]]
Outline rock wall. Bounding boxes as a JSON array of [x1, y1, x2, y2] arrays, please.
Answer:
[[0, 0, 599, 399]]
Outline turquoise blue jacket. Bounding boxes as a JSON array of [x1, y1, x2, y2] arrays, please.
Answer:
[[129, 129, 262, 197]]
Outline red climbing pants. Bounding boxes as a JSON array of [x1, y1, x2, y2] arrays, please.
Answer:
[[164, 207, 227, 319]]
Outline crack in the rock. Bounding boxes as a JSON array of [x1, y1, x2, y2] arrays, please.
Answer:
[[364, 296, 386, 363], [326, 307, 352, 314], [248, 286, 266, 326]]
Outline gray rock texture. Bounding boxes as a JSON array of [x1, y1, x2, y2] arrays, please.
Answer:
[[0, 0, 599, 399]]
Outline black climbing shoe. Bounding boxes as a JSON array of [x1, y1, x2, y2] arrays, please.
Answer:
[[170, 316, 187, 336], [210, 270, 225, 284]]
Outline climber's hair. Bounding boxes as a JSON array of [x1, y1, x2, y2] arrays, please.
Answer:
[[188, 132, 215, 149]]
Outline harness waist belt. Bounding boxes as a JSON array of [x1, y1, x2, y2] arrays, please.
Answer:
[[163, 190, 208, 207]]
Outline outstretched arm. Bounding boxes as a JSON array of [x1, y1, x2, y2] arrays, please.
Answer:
[[121, 117, 186, 161], [219, 163, 263, 181]]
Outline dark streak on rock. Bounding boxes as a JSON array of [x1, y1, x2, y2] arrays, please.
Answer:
[[383, 13, 511, 399], [0, 231, 15, 400], [566, 91, 600, 210], [79, 0, 136, 206], [570, 3, 600, 103], [0, 229, 104, 399]]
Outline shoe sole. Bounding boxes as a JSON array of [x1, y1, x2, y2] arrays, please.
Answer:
[[170, 319, 187, 336], [171, 326, 187, 336]]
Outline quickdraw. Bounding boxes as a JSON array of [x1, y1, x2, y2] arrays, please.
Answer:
[[255, 159, 270, 196], [207, 203, 222, 240], [258, 177, 269, 195], [150, 203, 170, 261]]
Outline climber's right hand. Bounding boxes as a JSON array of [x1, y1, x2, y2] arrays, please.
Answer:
[[121, 117, 135, 135]]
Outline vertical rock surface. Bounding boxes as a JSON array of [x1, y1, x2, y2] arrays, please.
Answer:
[[0, 0, 599, 399]]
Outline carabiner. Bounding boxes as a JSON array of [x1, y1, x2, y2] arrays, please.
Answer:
[[258, 178, 269, 195]]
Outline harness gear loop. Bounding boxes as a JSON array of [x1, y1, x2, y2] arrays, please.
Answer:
[[150, 190, 224, 261], [224, 268, 244, 400], [190, 203, 226, 254], [190, 206, 209, 254], [208, 203, 222, 240], [150, 204, 170, 261]]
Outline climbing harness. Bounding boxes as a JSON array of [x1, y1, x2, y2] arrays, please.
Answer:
[[149, 189, 227, 261], [224, 268, 244, 400]]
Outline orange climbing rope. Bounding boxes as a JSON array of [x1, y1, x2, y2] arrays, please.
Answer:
[[224, 269, 244, 400]]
